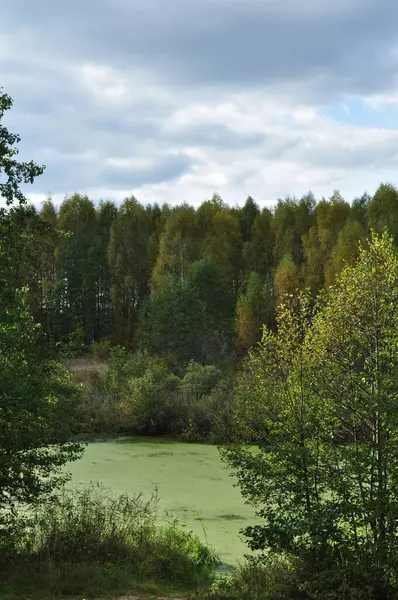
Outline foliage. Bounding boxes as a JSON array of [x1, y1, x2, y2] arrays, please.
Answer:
[[8, 149, 398, 361], [0, 484, 218, 599], [55, 194, 99, 342], [203, 554, 385, 600], [89, 338, 111, 360], [203, 555, 301, 600], [274, 254, 301, 305], [0, 88, 83, 528], [124, 360, 180, 435], [324, 218, 367, 286], [222, 233, 398, 598], [78, 350, 234, 440], [0, 90, 45, 206], [367, 183, 398, 243], [59, 322, 85, 358], [0, 308, 82, 508], [140, 259, 234, 367], [181, 361, 222, 397], [186, 258, 235, 364], [152, 203, 199, 287], [108, 196, 151, 343], [236, 271, 274, 350], [139, 273, 205, 366], [273, 193, 315, 266], [244, 207, 275, 277]]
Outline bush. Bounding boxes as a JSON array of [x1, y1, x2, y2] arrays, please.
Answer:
[[78, 350, 235, 440], [59, 323, 85, 358], [77, 348, 166, 434], [178, 382, 235, 443], [181, 361, 222, 397], [89, 339, 111, 360], [202, 555, 390, 600], [124, 361, 180, 435], [0, 485, 219, 599], [203, 555, 301, 600]]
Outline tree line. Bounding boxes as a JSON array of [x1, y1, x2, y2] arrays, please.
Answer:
[[18, 182, 398, 364]]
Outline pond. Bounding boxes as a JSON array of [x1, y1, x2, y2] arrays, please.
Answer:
[[67, 438, 260, 569]]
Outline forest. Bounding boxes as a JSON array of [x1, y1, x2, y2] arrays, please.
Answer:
[[3, 85, 398, 600], [18, 180, 397, 357]]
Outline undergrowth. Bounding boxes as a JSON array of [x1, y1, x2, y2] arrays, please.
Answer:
[[201, 554, 395, 600], [0, 484, 219, 600]]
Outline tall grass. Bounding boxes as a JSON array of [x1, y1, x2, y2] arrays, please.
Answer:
[[0, 484, 219, 599], [202, 556, 301, 600], [202, 555, 385, 600]]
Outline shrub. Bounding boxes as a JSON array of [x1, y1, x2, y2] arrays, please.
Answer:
[[60, 323, 85, 358], [178, 382, 235, 443], [181, 361, 222, 397], [202, 555, 388, 600], [77, 349, 168, 434], [89, 339, 111, 360], [0, 485, 219, 598], [202, 555, 301, 600], [78, 349, 235, 440], [124, 361, 180, 435]]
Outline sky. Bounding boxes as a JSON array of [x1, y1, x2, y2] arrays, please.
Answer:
[[1, 0, 398, 209]]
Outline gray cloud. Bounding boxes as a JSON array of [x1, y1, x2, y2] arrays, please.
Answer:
[[3, 0, 398, 98], [19, 149, 194, 195], [97, 154, 194, 189], [166, 124, 266, 149], [2, 0, 398, 206]]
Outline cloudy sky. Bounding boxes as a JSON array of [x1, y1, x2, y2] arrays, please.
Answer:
[[2, 0, 398, 208]]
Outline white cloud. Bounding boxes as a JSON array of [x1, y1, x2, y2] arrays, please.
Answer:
[[2, 0, 398, 209]]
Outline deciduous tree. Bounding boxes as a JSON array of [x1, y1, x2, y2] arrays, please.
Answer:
[[0, 89, 82, 532], [223, 232, 398, 595]]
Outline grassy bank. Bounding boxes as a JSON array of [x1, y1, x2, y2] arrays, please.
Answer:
[[0, 485, 218, 600]]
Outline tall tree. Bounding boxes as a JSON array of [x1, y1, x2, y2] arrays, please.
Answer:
[[223, 233, 398, 596], [140, 258, 234, 367], [93, 200, 117, 340], [367, 182, 398, 243], [324, 218, 367, 286], [0, 89, 82, 533], [243, 207, 274, 278], [56, 193, 98, 342], [301, 225, 325, 295], [315, 190, 351, 257], [351, 192, 371, 229], [108, 197, 151, 344], [151, 203, 199, 288], [302, 191, 351, 293], [273, 193, 315, 266], [187, 258, 235, 364], [139, 274, 205, 368], [235, 195, 260, 243], [274, 254, 301, 306], [235, 271, 274, 351], [197, 195, 243, 286], [37, 199, 58, 338]]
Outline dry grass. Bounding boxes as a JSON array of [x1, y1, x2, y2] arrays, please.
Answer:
[[68, 357, 107, 383]]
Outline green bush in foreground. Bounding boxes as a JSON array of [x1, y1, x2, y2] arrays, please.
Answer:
[[203, 556, 300, 600], [0, 485, 218, 599], [203, 555, 384, 600]]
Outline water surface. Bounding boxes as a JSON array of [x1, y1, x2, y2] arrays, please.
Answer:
[[68, 438, 260, 568]]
